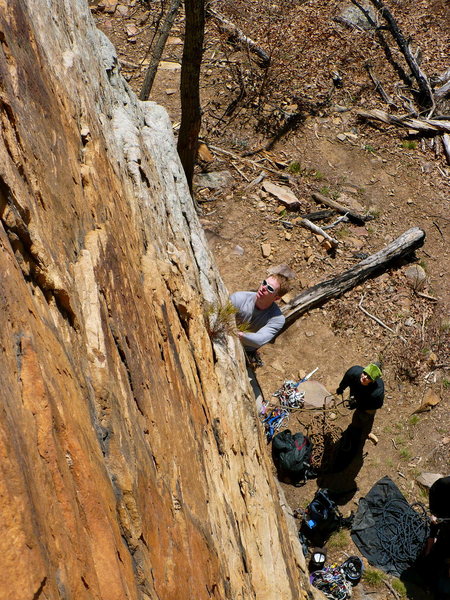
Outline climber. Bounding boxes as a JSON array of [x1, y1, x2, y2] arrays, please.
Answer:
[[230, 273, 290, 355]]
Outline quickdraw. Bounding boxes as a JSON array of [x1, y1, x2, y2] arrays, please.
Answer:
[[272, 380, 305, 409], [262, 407, 289, 442], [310, 565, 353, 600]]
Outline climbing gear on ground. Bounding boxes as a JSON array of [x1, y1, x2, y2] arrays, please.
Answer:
[[309, 547, 327, 572], [340, 556, 363, 585], [272, 380, 305, 409], [301, 489, 352, 546], [378, 499, 430, 570], [271, 429, 315, 485], [262, 407, 289, 442], [310, 566, 353, 600], [308, 413, 343, 473]]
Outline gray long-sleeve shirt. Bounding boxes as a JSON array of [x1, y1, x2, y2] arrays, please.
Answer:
[[230, 291, 285, 350]]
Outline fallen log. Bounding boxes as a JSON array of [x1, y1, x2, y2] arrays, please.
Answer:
[[280, 227, 425, 330], [207, 7, 270, 68], [301, 209, 337, 222], [357, 109, 450, 133], [311, 192, 372, 225], [443, 134, 450, 165]]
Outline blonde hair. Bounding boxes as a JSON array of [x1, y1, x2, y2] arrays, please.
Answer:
[[270, 273, 290, 297]]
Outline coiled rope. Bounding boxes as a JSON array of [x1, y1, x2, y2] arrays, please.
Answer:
[[377, 499, 430, 572]]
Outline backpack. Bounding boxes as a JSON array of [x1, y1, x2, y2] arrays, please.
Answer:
[[271, 429, 314, 486], [301, 489, 347, 545]]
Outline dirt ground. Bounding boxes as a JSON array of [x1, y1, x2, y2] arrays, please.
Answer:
[[93, 1, 449, 597]]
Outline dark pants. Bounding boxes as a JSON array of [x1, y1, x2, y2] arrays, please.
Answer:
[[331, 410, 375, 472], [351, 409, 375, 441]]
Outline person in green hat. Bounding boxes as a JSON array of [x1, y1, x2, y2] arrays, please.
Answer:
[[336, 363, 384, 414], [333, 364, 384, 465]]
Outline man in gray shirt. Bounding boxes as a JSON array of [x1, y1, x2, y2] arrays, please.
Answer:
[[230, 274, 289, 351]]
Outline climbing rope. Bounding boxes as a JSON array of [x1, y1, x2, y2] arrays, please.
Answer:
[[377, 499, 430, 572], [308, 413, 343, 472]]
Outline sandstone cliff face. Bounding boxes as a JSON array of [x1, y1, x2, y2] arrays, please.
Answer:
[[0, 2, 317, 599]]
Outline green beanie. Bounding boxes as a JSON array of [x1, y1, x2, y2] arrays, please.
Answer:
[[363, 363, 382, 381]]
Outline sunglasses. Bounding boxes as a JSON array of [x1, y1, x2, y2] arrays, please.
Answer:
[[261, 279, 276, 293]]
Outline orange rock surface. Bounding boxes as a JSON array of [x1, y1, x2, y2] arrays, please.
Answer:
[[0, 1, 319, 598]]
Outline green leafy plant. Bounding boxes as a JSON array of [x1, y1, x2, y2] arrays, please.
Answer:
[[408, 415, 420, 426], [320, 185, 330, 196], [313, 170, 325, 181], [335, 226, 350, 239], [399, 447, 412, 460], [330, 190, 340, 200], [364, 144, 376, 153], [442, 378, 450, 389]]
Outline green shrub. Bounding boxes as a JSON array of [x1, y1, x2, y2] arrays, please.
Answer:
[[288, 161, 301, 174], [402, 140, 417, 150], [363, 567, 384, 587]]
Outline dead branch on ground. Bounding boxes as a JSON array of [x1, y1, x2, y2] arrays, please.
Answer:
[[311, 192, 372, 225], [365, 62, 397, 107], [357, 109, 450, 134], [443, 134, 450, 165], [358, 293, 407, 343], [366, 0, 435, 112], [207, 6, 270, 68], [297, 219, 339, 248], [209, 145, 290, 180], [349, 0, 413, 89]]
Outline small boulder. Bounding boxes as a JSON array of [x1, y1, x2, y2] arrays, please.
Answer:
[[262, 181, 301, 210], [404, 264, 426, 290], [416, 472, 444, 490], [194, 170, 233, 190]]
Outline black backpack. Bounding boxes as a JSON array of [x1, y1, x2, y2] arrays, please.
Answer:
[[301, 488, 347, 545], [271, 429, 314, 486]]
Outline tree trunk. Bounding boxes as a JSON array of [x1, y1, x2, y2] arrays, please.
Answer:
[[367, 0, 434, 109], [139, 0, 182, 101], [177, 0, 205, 193], [281, 227, 425, 329]]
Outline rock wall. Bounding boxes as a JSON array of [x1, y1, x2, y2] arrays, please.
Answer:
[[0, 1, 317, 598]]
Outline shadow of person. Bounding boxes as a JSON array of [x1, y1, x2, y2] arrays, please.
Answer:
[[316, 425, 365, 505], [401, 565, 434, 600]]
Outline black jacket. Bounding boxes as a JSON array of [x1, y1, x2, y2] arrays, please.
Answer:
[[336, 365, 384, 411]]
